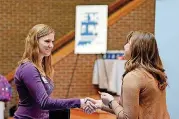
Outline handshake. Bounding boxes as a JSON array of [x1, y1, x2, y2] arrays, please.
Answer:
[[80, 92, 115, 114]]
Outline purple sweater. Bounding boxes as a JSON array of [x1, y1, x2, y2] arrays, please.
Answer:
[[14, 62, 80, 119]]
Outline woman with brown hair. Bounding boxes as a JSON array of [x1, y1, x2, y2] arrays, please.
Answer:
[[85, 31, 170, 119], [13, 24, 95, 119]]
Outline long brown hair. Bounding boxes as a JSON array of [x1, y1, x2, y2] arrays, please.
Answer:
[[123, 31, 167, 90], [19, 24, 54, 79]]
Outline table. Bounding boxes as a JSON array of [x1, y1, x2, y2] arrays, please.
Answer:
[[92, 59, 126, 95]]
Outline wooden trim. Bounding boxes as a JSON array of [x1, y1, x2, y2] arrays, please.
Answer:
[[108, 0, 131, 15], [108, 0, 146, 26], [52, 31, 75, 53], [6, 70, 16, 82], [52, 40, 75, 65]]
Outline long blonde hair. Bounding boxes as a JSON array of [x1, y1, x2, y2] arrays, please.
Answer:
[[19, 24, 54, 79], [123, 31, 168, 90]]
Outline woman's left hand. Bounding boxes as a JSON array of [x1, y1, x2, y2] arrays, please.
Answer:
[[100, 92, 114, 106]]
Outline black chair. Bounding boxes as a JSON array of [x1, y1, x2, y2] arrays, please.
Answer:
[[49, 109, 70, 119], [9, 105, 17, 117]]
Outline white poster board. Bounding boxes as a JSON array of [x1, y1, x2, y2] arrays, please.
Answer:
[[75, 5, 108, 54]]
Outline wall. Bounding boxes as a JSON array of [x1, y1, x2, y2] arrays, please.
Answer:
[[155, 0, 179, 118], [0, 0, 155, 117]]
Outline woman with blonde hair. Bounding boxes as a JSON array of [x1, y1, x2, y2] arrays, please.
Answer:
[[14, 24, 95, 119], [85, 31, 170, 119]]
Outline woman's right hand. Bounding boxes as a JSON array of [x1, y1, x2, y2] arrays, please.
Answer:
[[85, 97, 103, 109], [82, 97, 103, 114], [99, 92, 114, 106]]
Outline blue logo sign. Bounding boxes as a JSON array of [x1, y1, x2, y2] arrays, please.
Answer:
[[78, 12, 98, 46]]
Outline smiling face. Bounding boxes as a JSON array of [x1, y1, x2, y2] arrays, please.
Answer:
[[38, 33, 55, 60]]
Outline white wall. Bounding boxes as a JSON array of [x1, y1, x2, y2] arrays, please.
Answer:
[[155, 0, 179, 119]]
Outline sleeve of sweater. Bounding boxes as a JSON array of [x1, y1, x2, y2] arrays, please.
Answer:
[[110, 71, 141, 119], [101, 104, 114, 114], [20, 63, 81, 110], [101, 96, 122, 114]]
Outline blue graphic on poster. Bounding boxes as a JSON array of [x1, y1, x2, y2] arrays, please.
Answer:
[[78, 12, 98, 46]]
